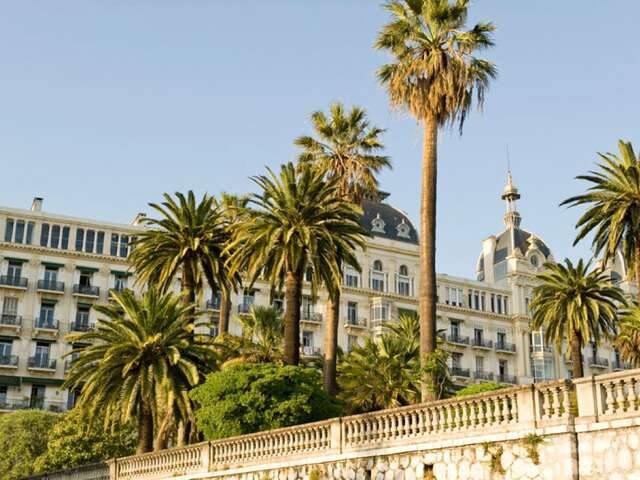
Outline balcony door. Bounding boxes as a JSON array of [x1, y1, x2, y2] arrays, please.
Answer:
[[39, 302, 56, 327], [34, 342, 50, 367], [7, 261, 22, 281], [30, 384, 46, 409]]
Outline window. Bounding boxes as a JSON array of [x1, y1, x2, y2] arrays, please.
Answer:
[[490, 294, 495, 312], [347, 335, 357, 352], [347, 302, 358, 324], [480, 292, 486, 311], [525, 297, 530, 313], [4, 219, 13, 242], [0, 386, 7, 405], [272, 296, 284, 311], [302, 330, 313, 347], [0, 340, 12, 358], [450, 320, 461, 338], [110, 234, 119, 256], [496, 295, 503, 314], [30, 384, 46, 409], [85, 229, 95, 253], [43, 266, 58, 284], [371, 303, 389, 322], [67, 388, 81, 410], [26, 222, 34, 245], [451, 352, 462, 370], [475, 355, 484, 372], [474, 328, 483, 345], [399, 265, 408, 276], [503, 297, 509, 315], [75, 228, 84, 251], [61, 227, 70, 250], [96, 231, 105, 254], [397, 277, 410, 296], [445, 287, 464, 307], [114, 273, 127, 291], [14, 220, 25, 244], [498, 359, 508, 376], [301, 295, 314, 319], [497, 331, 506, 348], [532, 357, 555, 382], [2, 297, 18, 317], [530, 255, 539, 267], [371, 277, 384, 292], [7, 261, 22, 280], [345, 267, 359, 288], [39, 302, 56, 327], [304, 268, 313, 282], [34, 342, 51, 365], [473, 291, 480, 310], [119, 235, 129, 257], [79, 272, 92, 287], [75, 305, 90, 329], [373, 260, 383, 272], [40, 223, 50, 246], [50, 225, 60, 248]]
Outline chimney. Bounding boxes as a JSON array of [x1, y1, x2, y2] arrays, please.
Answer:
[[132, 212, 147, 226], [31, 197, 43, 212]]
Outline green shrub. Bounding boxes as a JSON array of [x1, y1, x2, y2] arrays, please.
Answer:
[[455, 382, 506, 397], [34, 408, 136, 474], [0, 409, 60, 480], [190, 363, 342, 439]]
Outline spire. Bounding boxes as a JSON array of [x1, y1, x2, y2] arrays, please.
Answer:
[[501, 170, 521, 229]]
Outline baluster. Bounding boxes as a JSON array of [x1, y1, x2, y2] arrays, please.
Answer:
[[615, 380, 627, 412], [398, 413, 406, 437], [604, 382, 616, 415], [478, 399, 487, 427], [551, 386, 561, 418], [500, 396, 509, 424], [439, 405, 447, 432], [561, 384, 571, 418], [628, 378, 638, 412], [541, 388, 551, 419], [410, 410, 418, 436]]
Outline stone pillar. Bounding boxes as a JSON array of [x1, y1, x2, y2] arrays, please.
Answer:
[[107, 459, 118, 480], [573, 375, 598, 422], [201, 441, 211, 472], [515, 384, 538, 428], [330, 418, 342, 454]]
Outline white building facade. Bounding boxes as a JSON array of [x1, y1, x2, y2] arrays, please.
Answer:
[[0, 176, 633, 412]]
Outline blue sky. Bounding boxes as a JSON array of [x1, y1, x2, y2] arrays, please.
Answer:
[[0, 1, 638, 277]]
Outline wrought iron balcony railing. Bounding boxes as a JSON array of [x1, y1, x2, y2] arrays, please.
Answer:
[[37, 280, 65, 292]]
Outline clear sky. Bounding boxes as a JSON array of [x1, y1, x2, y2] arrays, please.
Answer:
[[0, 1, 638, 278]]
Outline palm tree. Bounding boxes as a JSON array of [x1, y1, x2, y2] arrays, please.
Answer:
[[614, 304, 640, 367], [213, 192, 249, 335], [561, 141, 640, 302], [129, 191, 230, 308], [63, 288, 217, 453], [227, 162, 365, 366], [295, 102, 387, 395], [236, 305, 284, 363], [529, 259, 624, 378], [374, 0, 496, 400]]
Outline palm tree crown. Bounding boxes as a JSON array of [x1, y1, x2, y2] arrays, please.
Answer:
[[295, 102, 390, 204], [375, 0, 497, 130], [614, 304, 640, 368], [530, 259, 625, 378], [63, 288, 217, 453], [129, 191, 230, 304], [562, 140, 640, 301], [228, 162, 366, 365]]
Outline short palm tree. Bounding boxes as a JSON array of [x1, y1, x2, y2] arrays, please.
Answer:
[[295, 102, 385, 395], [227, 162, 365, 365], [63, 289, 217, 453], [375, 0, 496, 400], [530, 259, 625, 378], [561, 140, 640, 302], [236, 305, 284, 363], [129, 191, 230, 307], [614, 304, 640, 367], [213, 192, 249, 334]]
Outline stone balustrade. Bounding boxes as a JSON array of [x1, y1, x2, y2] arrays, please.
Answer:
[[28, 368, 640, 480]]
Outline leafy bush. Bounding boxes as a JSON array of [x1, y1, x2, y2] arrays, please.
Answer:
[[190, 363, 342, 439], [455, 382, 506, 397], [0, 409, 60, 480], [34, 408, 136, 473]]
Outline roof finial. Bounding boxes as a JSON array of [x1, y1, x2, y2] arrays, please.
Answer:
[[501, 159, 521, 229]]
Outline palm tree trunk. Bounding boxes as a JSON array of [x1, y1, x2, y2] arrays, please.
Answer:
[[323, 290, 340, 396], [182, 263, 196, 305], [570, 330, 584, 378], [419, 114, 439, 402], [218, 288, 231, 335], [154, 402, 174, 451], [635, 242, 640, 304], [283, 269, 302, 365], [137, 401, 154, 454]]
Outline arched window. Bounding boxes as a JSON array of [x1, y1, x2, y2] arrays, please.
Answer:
[[530, 255, 539, 267], [399, 265, 408, 276], [373, 260, 383, 272]]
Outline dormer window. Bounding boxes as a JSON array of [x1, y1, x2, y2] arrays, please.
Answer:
[[396, 219, 411, 239], [373, 260, 383, 272], [399, 265, 408, 276], [371, 214, 386, 233], [530, 255, 539, 267]]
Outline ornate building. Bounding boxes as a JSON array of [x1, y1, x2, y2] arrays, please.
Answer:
[[0, 175, 633, 412]]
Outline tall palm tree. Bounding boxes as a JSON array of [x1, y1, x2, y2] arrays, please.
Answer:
[[129, 191, 230, 308], [295, 102, 386, 395], [227, 162, 365, 366], [614, 304, 640, 367], [375, 0, 496, 400], [529, 259, 624, 378], [213, 192, 249, 335], [561, 140, 640, 302], [63, 289, 217, 453]]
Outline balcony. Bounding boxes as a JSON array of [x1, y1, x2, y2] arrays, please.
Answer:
[[0, 314, 22, 327], [0, 355, 18, 368], [34, 318, 59, 331], [237, 304, 252, 314], [0, 275, 28, 289], [613, 360, 632, 371], [446, 334, 470, 346], [301, 312, 322, 323], [474, 370, 494, 381], [28, 356, 57, 371], [471, 338, 493, 350], [495, 342, 516, 353], [0, 399, 66, 412], [530, 345, 553, 354], [300, 346, 321, 357], [451, 367, 471, 378], [37, 279, 65, 294], [497, 373, 517, 384], [73, 285, 100, 297], [589, 357, 609, 369], [70, 321, 94, 332], [345, 317, 367, 330]]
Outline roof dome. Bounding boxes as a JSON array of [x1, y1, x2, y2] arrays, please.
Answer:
[[360, 192, 418, 245], [477, 172, 553, 282]]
